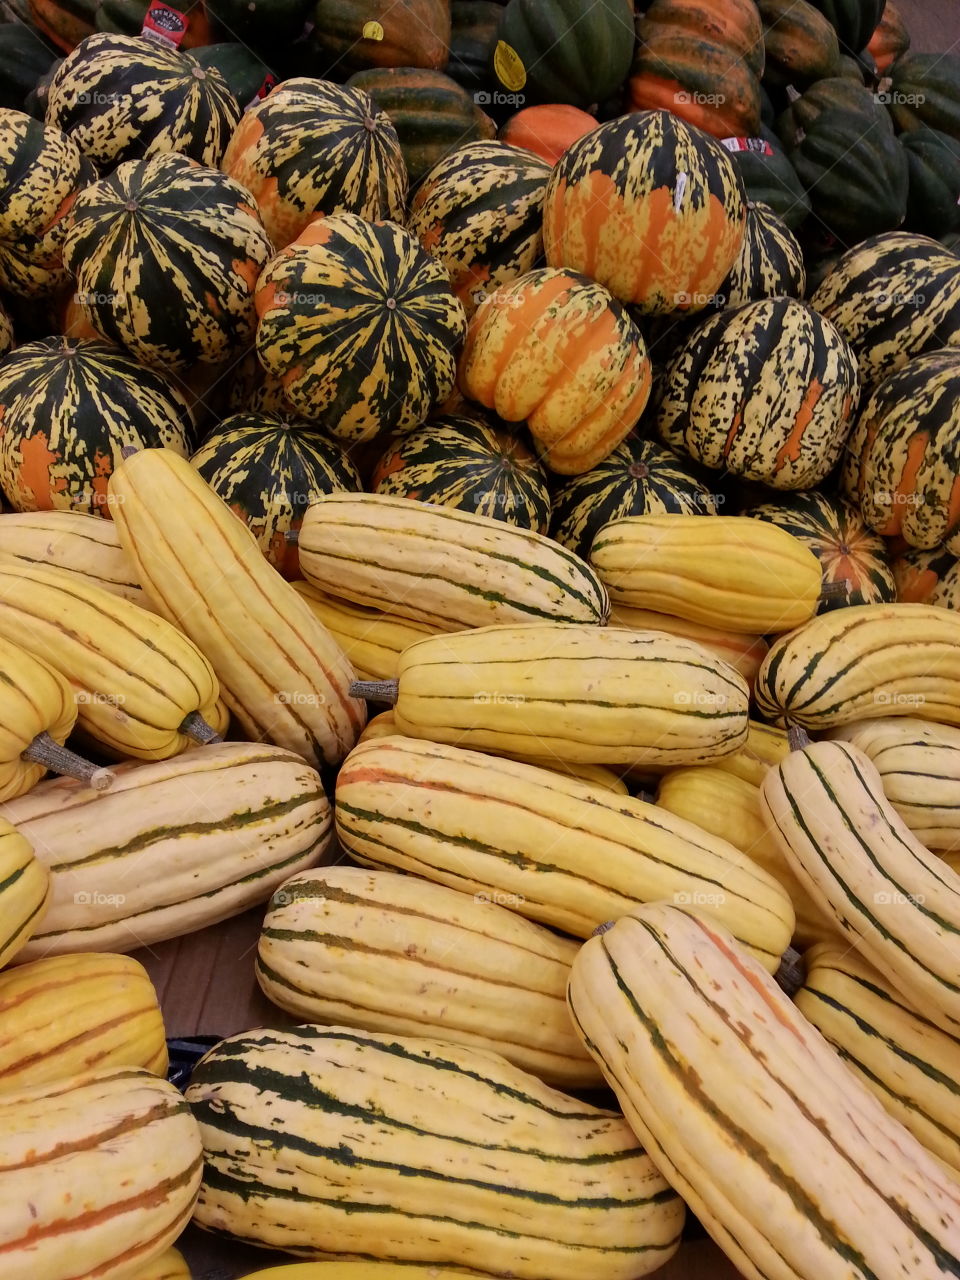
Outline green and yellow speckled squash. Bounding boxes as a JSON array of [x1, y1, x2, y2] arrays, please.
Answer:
[[550, 435, 717, 561], [45, 33, 240, 171], [843, 349, 960, 554], [657, 296, 859, 490], [720, 200, 806, 306], [370, 412, 550, 532], [408, 139, 551, 317], [256, 214, 467, 444], [190, 413, 363, 578], [892, 545, 960, 610], [0, 109, 90, 298], [811, 231, 960, 390], [221, 79, 407, 251], [543, 109, 747, 314], [0, 337, 191, 515], [63, 152, 273, 373], [742, 490, 895, 610]]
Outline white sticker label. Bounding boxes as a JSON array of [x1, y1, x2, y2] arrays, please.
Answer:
[[721, 136, 775, 155], [674, 171, 687, 212]]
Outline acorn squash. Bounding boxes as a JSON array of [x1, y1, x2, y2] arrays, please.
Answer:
[[901, 128, 960, 240]]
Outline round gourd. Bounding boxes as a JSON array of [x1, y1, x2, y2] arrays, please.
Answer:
[[310, 0, 452, 74], [45, 33, 240, 170], [842, 349, 960, 555], [0, 109, 91, 298], [893, 545, 960, 610], [719, 201, 806, 306], [886, 53, 960, 140], [191, 413, 363, 578], [408, 140, 551, 317], [62, 152, 273, 373], [727, 127, 810, 231], [866, 0, 910, 75], [221, 79, 407, 251], [807, 0, 884, 56], [256, 213, 467, 445], [657, 296, 859, 491], [759, 0, 840, 90], [543, 109, 747, 314], [550, 435, 717, 561], [446, 0, 501, 96], [810, 232, 960, 390], [901, 128, 960, 240], [0, 337, 191, 514], [498, 104, 598, 165], [371, 413, 550, 532], [458, 266, 652, 475], [742, 490, 896, 610]]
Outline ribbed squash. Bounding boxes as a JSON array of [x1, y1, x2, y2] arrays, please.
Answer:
[[842, 349, 960, 553], [45, 33, 240, 170], [256, 214, 466, 444], [867, 0, 910, 74], [446, 0, 501, 95], [892, 545, 960, 610], [549, 435, 716, 561], [543, 109, 747, 313], [190, 42, 277, 103], [371, 413, 550, 532], [742, 490, 896, 609], [0, 820, 48, 970], [0, 25, 58, 113], [655, 766, 836, 947], [24, 0, 96, 54], [63, 153, 273, 373], [493, 0, 634, 109], [408, 139, 551, 317], [498, 104, 598, 165], [292, 583, 436, 682], [757, 0, 840, 88], [0, 509, 146, 605], [186, 1024, 684, 1276], [712, 718, 790, 787], [377, 624, 751, 768], [727, 126, 811, 230], [887, 53, 960, 139], [191, 412, 363, 577], [220, 79, 406, 250], [108, 448, 367, 769], [345, 68, 496, 187], [0, 337, 191, 514], [829, 717, 960, 853], [0, 109, 89, 299], [0, 742, 332, 960], [567, 904, 960, 1280], [0, 1065, 202, 1280], [0, 952, 167, 1091], [0, 563, 221, 761], [761, 737, 960, 1035], [807, 0, 884, 56], [609, 604, 768, 691], [756, 603, 960, 729], [901, 128, 960, 240], [298, 492, 608, 631], [591, 514, 822, 634], [257, 865, 601, 1086], [629, 0, 765, 138], [810, 231, 960, 390], [719, 200, 806, 305], [311, 0, 451, 74], [657, 297, 859, 490], [458, 267, 651, 474], [796, 941, 960, 1176]]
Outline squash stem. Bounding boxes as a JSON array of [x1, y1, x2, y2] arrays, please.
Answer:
[[350, 679, 399, 704], [180, 711, 222, 744], [22, 732, 114, 791], [774, 946, 805, 997], [787, 722, 811, 752]]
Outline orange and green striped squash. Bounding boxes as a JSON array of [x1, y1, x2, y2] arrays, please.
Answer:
[[498, 104, 599, 166], [458, 266, 652, 474], [543, 109, 747, 314], [892, 545, 960, 610]]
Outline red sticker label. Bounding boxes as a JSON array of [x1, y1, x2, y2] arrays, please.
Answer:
[[244, 73, 278, 111], [721, 136, 774, 156], [141, 2, 188, 47]]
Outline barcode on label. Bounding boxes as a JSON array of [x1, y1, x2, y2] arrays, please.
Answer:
[[721, 137, 774, 156]]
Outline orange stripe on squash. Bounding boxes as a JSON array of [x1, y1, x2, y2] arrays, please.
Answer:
[[773, 380, 825, 473]]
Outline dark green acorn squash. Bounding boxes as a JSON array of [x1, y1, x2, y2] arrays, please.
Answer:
[[901, 128, 960, 240], [205, 0, 312, 47], [446, 1, 502, 94], [0, 23, 58, 114], [886, 53, 960, 141], [775, 74, 877, 148], [192, 44, 278, 109], [25, 54, 61, 120], [346, 67, 496, 186], [727, 126, 810, 230], [757, 0, 840, 91], [494, 0, 634, 108], [806, 0, 884, 58]]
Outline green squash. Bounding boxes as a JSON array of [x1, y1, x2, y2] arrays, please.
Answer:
[[0, 23, 57, 114], [726, 126, 811, 230], [757, 0, 840, 91], [901, 128, 960, 240], [806, 0, 884, 57], [493, 0, 634, 108], [446, 1, 502, 95], [192, 44, 278, 109], [887, 53, 960, 141]]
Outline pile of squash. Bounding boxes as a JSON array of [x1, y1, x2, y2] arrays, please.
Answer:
[[0, 1, 959, 1278]]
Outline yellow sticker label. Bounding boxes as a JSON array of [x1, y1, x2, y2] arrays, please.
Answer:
[[362, 19, 384, 40], [494, 40, 527, 92]]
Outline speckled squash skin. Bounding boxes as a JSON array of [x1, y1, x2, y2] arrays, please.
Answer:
[[720, 201, 806, 306], [63, 152, 273, 373], [0, 109, 91, 299], [45, 33, 240, 171], [893, 545, 960, 610], [458, 266, 652, 475], [221, 79, 407, 250], [0, 337, 191, 515], [256, 213, 467, 445], [543, 110, 747, 314], [657, 296, 859, 490]]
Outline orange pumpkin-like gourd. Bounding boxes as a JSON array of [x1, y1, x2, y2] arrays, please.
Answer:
[[499, 105, 599, 166]]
